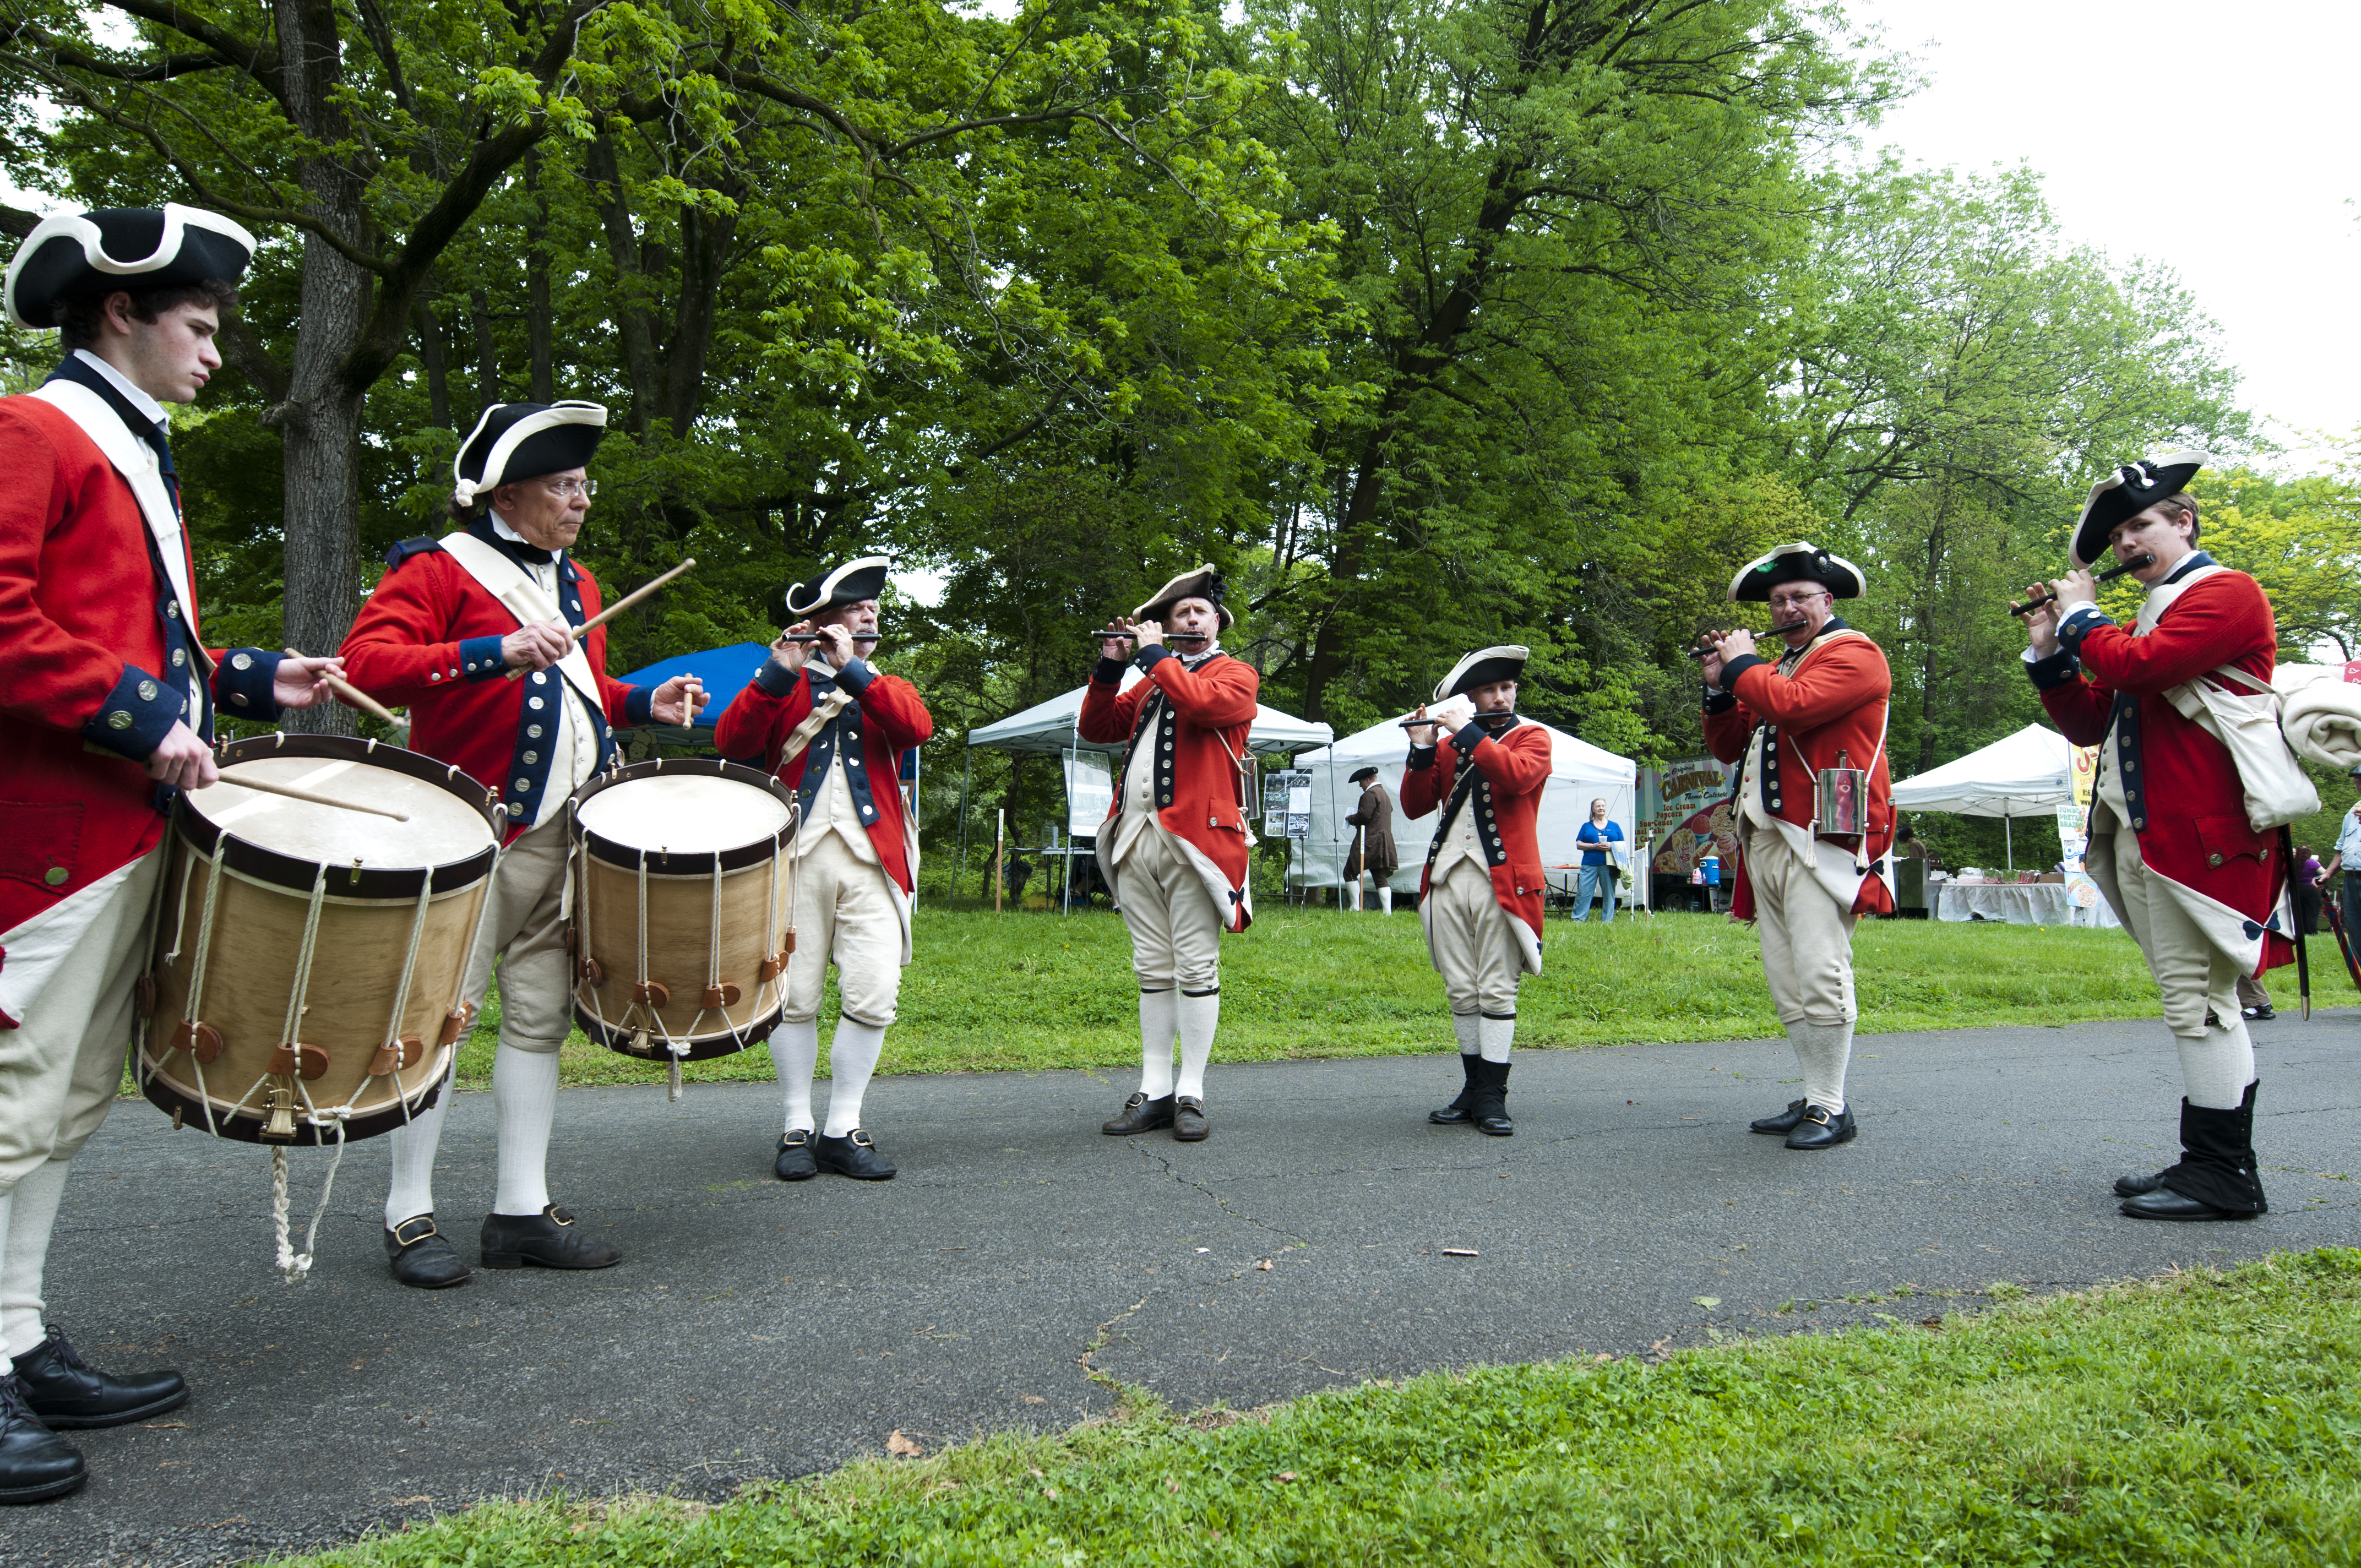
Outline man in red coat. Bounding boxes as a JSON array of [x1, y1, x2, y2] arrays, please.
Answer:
[[1081, 568, 1259, 1142], [714, 557, 933, 1183], [2021, 451, 2288, 1222], [0, 205, 342, 1502], [1702, 543, 1894, 1151], [1401, 647, 1553, 1136], [341, 401, 705, 1287]]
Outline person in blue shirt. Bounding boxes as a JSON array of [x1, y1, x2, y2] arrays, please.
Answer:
[[1573, 798, 1624, 922]]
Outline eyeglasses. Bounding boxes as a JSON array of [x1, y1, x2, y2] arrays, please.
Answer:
[[544, 478, 597, 499], [1766, 589, 1829, 610]]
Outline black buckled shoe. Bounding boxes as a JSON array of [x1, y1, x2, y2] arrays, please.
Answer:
[[384, 1213, 470, 1289], [1102, 1092, 1175, 1135], [1470, 1059, 1514, 1137], [13, 1329, 188, 1430], [775, 1129, 818, 1182], [0, 1374, 83, 1505], [1429, 1054, 1479, 1125], [815, 1129, 897, 1180], [2113, 1170, 2168, 1199], [1172, 1096, 1210, 1142], [1783, 1104, 1856, 1150], [2120, 1186, 2255, 1221], [1750, 1098, 1809, 1135], [480, 1205, 623, 1270]]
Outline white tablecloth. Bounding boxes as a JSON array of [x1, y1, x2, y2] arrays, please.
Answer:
[[1935, 881, 2118, 928]]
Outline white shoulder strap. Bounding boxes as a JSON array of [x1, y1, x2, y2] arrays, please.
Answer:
[[29, 380, 203, 653], [436, 531, 603, 709]]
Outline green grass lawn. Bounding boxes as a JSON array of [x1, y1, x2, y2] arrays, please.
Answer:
[[462, 906, 2187, 1091], [298, 1247, 2361, 1566]]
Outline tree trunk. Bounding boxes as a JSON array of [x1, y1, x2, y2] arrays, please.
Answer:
[[414, 297, 452, 428], [274, 0, 371, 735], [585, 134, 663, 435], [664, 201, 738, 437], [526, 149, 554, 402], [470, 286, 501, 413]]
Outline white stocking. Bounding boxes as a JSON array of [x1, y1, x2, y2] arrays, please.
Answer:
[[824, 1019, 886, 1136], [1478, 1014, 1515, 1065], [2177, 1016, 2254, 1111], [384, 1093, 449, 1228], [491, 1044, 560, 1216], [770, 1016, 821, 1132], [1138, 989, 1178, 1098], [1347, 878, 1362, 912], [0, 1159, 70, 1362], [1175, 989, 1220, 1100], [1378, 885, 1394, 914], [1451, 1011, 1481, 1056], [1798, 1022, 1852, 1113]]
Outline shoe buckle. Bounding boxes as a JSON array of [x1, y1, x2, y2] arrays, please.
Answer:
[[545, 1205, 575, 1227], [851, 1129, 874, 1147], [391, 1214, 439, 1247], [1804, 1106, 1830, 1126], [782, 1129, 810, 1147], [1123, 1092, 1147, 1109]]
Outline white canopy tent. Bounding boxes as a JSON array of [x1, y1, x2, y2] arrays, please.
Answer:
[[1292, 715, 1636, 898], [1889, 723, 2073, 872]]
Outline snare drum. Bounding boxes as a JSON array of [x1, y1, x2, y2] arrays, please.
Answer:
[[138, 734, 502, 1146], [567, 760, 798, 1064]]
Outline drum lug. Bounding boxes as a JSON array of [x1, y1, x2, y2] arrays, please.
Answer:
[[632, 980, 671, 1008], [563, 921, 578, 956], [172, 1019, 225, 1064], [580, 956, 605, 987], [702, 983, 741, 1009], [268, 1042, 330, 1081], [400, 1034, 425, 1069], [439, 1003, 476, 1046], [369, 1044, 400, 1077], [260, 1079, 297, 1142], [134, 972, 158, 1016]]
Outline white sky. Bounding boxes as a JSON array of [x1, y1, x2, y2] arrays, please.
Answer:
[[1848, 0, 2361, 464]]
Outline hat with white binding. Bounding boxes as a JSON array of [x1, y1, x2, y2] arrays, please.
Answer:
[[1133, 565, 1232, 630], [2069, 450, 2208, 569], [1727, 542, 1865, 603], [1434, 646, 1528, 703], [787, 556, 892, 617], [5, 204, 255, 329], [451, 401, 607, 508]]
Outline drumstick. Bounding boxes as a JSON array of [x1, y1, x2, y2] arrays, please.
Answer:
[[504, 559, 698, 680], [284, 648, 403, 727], [214, 773, 410, 821]]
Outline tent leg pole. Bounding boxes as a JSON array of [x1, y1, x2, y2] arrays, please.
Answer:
[[957, 749, 972, 898], [2006, 814, 2014, 874]]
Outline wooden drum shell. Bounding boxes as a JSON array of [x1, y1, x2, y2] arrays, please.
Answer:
[[137, 735, 502, 1146], [567, 760, 798, 1064]]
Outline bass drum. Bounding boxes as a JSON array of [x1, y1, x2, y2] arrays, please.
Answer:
[[567, 759, 798, 1064], [139, 734, 502, 1146]]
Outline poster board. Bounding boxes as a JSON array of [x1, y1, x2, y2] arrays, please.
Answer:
[[1063, 749, 1112, 839]]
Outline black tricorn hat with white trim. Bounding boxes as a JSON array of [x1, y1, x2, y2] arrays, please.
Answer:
[[1133, 565, 1232, 629], [451, 401, 607, 508], [1726, 541, 1866, 603], [1434, 645, 1528, 703], [2069, 449, 2208, 569], [787, 556, 892, 617], [5, 204, 255, 330], [1349, 765, 1381, 783]]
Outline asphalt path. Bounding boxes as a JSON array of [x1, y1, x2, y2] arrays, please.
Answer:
[[14, 1012, 2359, 1566]]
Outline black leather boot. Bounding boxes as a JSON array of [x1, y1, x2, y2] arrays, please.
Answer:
[[0, 1374, 83, 1505], [1470, 1059, 1514, 1137], [480, 1204, 624, 1269], [815, 1129, 897, 1180], [775, 1129, 818, 1181], [13, 1329, 188, 1429], [1429, 1053, 1479, 1125], [2123, 1087, 2266, 1221], [1783, 1104, 1856, 1150], [1750, 1098, 1809, 1135], [1101, 1092, 1175, 1135], [384, 1213, 470, 1289], [2113, 1169, 2168, 1198], [1171, 1096, 1210, 1142]]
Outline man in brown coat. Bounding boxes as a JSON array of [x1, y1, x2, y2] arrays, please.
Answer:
[[1345, 765, 1399, 913]]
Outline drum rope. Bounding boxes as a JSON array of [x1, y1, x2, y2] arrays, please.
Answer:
[[268, 1123, 348, 1284], [274, 863, 331, 1075], [374, 876, 434, 1080], [178, 843, 230, 1137]]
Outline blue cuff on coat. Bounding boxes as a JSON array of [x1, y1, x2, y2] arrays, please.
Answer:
[[835, 656, 874, 694], [752, 657, 798, 698], [1406, 744, 1438, 770], [1453, 720, 1489, 754], [2025, 649, 2082, 691], [83, 663, 184, 760], [623, 684, 656, 727], [1703, 687, 1736, 714], [213, 649, 285, 721], [1135, 644, 1172, 672], [2057, 606, 2114, 650], [459, 636, 508, 682], [1092, 656, 1128, 685], [1717, 653, 1765, 692]]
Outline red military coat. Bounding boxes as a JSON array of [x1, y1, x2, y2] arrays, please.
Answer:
[[1400, 716, 1553, 969], [0, 387, 284, 948], [1702, 622, 1896, 919], [2032, 557, 2291, 976], [339, 528, 652, 840], [711, 655, 933, 896], [1078, 647, 1260, 932]]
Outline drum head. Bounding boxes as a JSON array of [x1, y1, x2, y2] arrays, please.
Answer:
[[576, 772, 793, 854], [186, 755, 497, 870]]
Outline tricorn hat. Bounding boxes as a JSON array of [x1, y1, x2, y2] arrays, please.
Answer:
[[1133, 565, 1231, 630], [452, 401, 607, 508], [2069, 450, 2208, 569], [787, 556, 892, 617], [5, 204, 256, 330], [1349, 765, 1381, 784], [1434, 645, 1528, 704], [1727, 542, 1865, 603]]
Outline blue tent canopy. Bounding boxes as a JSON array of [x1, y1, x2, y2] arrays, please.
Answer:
[[614, 641, 769, 746]]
